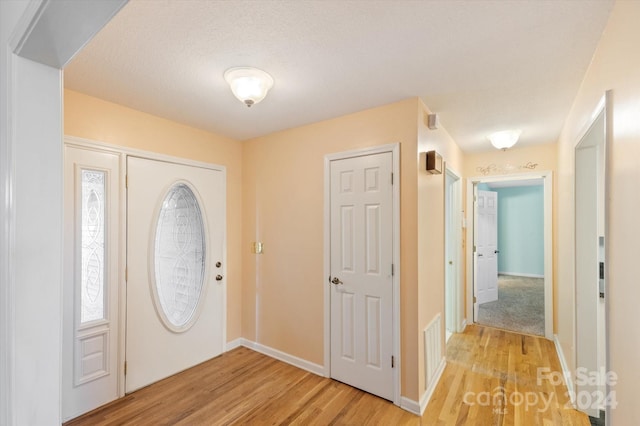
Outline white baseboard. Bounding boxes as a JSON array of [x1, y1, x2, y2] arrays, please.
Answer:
[[400, 397, 421, 415], [225, 338, 243, 352], [553, 334, 575, 408], [228, 338, 428, 415], [400, 358, 447, 416], [233, 339, 325, 377], [419, 357, 446, 415], [498, 272, 544, 278]]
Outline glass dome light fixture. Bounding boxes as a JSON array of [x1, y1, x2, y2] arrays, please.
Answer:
[[224, 67, 274, 107], [488, 129, 522, 150]]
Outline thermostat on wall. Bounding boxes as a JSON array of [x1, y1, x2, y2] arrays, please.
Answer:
[[426, 150, 443, 174]]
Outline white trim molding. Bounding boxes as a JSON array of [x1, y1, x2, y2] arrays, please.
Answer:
[[554, 334, 576, 408], [323, 143, 402, 406], [420, 358, 446, 415], [230, 338, 324, 377], [224, 338, 244, 352], [498, 272, 544, 279], [400, 397, 421, 416]]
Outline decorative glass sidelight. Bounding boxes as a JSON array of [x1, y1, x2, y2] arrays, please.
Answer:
[[80, 170, 106, 323], [153, 183, 206, 330]]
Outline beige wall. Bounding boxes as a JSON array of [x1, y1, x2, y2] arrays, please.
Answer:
[[64, 91, 459, 402], [463, 143, 558, 331], [556, 1, 640, 423], [242, 98, 422, 399], [63, 89, 244, 342], [416, 100, 464, 396]]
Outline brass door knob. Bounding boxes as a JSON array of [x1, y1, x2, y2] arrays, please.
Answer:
[[331, 277, 343, 285]]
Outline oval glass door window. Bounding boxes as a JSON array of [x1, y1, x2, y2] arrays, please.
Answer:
[[152, 182, 207, 331]]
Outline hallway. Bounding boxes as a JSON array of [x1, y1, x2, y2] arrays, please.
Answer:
[[424, 325, 588, 424]]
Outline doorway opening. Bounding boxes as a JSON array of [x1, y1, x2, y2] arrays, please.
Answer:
[[476, 179, 545, 336], [466, 171, 553, 340]]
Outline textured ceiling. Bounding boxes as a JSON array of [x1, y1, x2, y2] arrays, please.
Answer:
[[64, 0, 614, 152]]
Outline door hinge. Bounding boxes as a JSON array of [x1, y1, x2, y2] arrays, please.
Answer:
[[473, 296, 477, 303], [391, 355, 395, 368], [125, 266, 128, 282], [473, 245, 477, 253], [391, 264, 395, 276], [124, 361, 127, 376], [391, 172, 394, 185], [125, 174, 128, 189]]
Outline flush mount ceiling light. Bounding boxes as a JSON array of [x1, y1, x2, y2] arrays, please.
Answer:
[[488, 130, 522, 150], [224, 67, 274, 108]]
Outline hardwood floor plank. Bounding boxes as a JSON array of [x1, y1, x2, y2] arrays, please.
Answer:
[[66, 325, 590, 425], [423, 325, 589, 426]]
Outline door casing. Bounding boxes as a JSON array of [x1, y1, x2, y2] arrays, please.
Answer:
[[465, 171, 554, 339], [444, 167, 463, 335], [323, 143, 400, 406], [572, 91, 611, 419]]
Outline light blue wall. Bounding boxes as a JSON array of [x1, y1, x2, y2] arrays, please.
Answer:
[[496, 185, 544, 276]]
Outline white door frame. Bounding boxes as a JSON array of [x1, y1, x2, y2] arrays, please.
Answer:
[[465, 170, 553, 339], [64, 138, 128, 399], [323, 143, 400, 406], [64, 135, 227, 400], [572, 91, 611, 419], [1, 2, 127, 423], [444, 166, 463, 334]]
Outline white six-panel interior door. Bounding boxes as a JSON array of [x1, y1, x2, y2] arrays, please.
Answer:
[[329, 151, 394, 401], [475, 190, 498, 313], [63, 143, 226, 419]]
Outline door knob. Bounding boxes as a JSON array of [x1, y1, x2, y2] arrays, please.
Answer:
[[331, 277, 343, 285], [215, 275, 223, 281], [478, 254, 483, 257], [494, 250, 500, 254]]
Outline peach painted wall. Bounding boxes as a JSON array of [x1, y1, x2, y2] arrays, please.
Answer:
[[63, 89, 244, 342], [416, 100, 464, 397], [242, 98, 421, 400], [556, 1, 640, 423], [463, 142, 558, 332]]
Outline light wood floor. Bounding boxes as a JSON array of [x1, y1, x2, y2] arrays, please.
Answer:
[[66, 325, 589, 425], [423, 325, 589, 425]]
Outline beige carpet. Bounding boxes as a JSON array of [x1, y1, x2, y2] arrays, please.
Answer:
[[477, 274, 544, 336]]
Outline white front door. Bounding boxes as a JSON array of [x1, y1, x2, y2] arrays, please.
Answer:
[[329, 151, 394, 401], [63, 146, 121, 420], [125, 157, 225, 392], [476, 190, 498, 310]]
